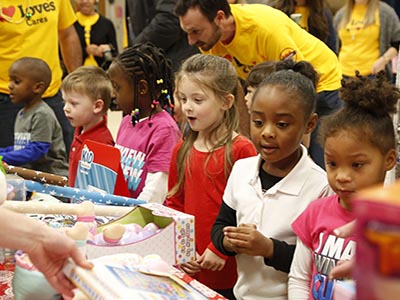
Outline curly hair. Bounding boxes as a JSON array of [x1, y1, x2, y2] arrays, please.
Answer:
[[319, 71, 399, 154]]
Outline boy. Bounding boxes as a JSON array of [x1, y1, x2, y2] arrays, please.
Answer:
[[1, 57, 68, 176], [61, 66, 114, 187]]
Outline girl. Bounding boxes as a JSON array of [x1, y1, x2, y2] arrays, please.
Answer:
[[108, 42, 181, 203], [211, 59, 332, 300], [245, 60, 315, 149], [164, 54, 257, 299], [334, 0, 400, 80], [288, 72, 398, 300]]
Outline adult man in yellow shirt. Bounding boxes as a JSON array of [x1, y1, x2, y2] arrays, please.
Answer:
[[0, 0, 82, 156], [175, 0, 343, 168]]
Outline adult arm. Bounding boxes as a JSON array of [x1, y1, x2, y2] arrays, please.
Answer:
[[372, 46, 399, 74], [372, 3, 400, 73], [0, 207, 92, 297], [288, 239, 313, 300], [59, 25, 82, 73]]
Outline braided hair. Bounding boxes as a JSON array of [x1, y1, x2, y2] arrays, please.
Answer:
[[113, 42, 174, 126]]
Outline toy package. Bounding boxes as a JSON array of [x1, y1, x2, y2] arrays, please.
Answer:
[[353, 181, 400, 300], [86, 203, 196, 265], [63, 253, 227, 300]]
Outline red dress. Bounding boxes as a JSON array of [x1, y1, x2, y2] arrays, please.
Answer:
[[165, 135, 257, 290]]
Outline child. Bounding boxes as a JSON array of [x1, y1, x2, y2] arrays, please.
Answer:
[[245, 59, 314, 149], [108, 42, 181, 203], [211, 59, 333, 300], [0, 57, 68, 176], [61, 66, 115, 187], [288, 72, 398, 300], [244, 61, 277, 113], [164, 54, 257, 299]]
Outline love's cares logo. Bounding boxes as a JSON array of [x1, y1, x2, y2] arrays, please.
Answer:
[[0, 2, 56, 23], [0, 6, 15, 20]]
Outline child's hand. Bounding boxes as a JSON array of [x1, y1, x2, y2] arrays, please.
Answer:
[[197, 248, 226, 271], [224, 224, 274, 258], [179, 252, 201, 276]]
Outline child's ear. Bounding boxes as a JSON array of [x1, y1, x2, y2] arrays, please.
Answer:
[[222, 94, 235, 110], [304, 112, 318, 134], [93, 99, 105, 113], [384, 148, 397, 171], [33, 81, 45, 94], [138, 79, 149, 95]]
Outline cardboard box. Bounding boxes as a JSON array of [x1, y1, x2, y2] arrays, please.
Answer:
[[86, 203, 195, 265]]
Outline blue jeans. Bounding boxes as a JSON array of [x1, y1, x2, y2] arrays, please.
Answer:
[[309, 89, 342, 169], [0, 91, 74, 159]]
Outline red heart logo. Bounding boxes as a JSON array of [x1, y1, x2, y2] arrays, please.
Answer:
[[2, 6, 15, 18]]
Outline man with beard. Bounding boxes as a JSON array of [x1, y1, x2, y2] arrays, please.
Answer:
[[175, 0, 343, 169]]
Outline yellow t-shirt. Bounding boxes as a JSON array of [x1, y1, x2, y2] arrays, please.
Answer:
[[338, 4, 380, 76], [202, 4, 341, 92], [0, 0, 77, 97], [294, 6, 309, 31]]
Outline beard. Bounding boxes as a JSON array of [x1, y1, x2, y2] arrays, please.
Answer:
[[198, 22, 222, 51]]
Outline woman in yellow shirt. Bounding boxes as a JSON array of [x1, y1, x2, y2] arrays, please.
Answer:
[[74, 0, 118, 69], [334, 0, 400, 79]]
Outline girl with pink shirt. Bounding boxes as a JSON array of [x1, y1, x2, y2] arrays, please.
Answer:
[[288, 72, 399, 300]]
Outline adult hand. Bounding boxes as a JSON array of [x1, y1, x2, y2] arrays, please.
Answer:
[[26, 226, 93, 297], [371, 57, 387, 74], [86, 44, 101, 57]]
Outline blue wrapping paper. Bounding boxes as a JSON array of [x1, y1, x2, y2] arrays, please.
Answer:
[[25, 180, 146, 207]]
